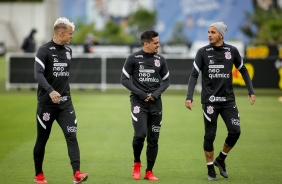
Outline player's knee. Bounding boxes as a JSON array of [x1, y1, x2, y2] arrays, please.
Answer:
[[147, 137, 159, 147], [36, 134, 50, 144], [133, 135, 145, 144], [64, 130, 77, 141], [204, 140, 214, 151], [204, 133, 216, 143], [226, 131, 241, 147], [230, 130, 241, 139]]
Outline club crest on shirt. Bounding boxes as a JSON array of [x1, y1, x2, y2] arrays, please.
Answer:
[[66, 52, 71, 60], [133, 106, 140, 114], [154, 59, 160, 67], [224, 51, 231, 60], [207, 106, 214, 114], [43, 112, 50, 121]]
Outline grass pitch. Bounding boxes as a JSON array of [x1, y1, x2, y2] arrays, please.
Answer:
[[0, 56, 282, 184]]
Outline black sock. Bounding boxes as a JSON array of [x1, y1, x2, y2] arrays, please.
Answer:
[[218, 151, 227, 162], [207, 163, 215, 171]]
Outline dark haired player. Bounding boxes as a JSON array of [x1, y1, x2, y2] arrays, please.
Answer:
[[121, 30, 170, 181]]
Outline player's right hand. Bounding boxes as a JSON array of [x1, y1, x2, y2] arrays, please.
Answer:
[[144, 93, 153, 102], [49, 90, 61, 104]]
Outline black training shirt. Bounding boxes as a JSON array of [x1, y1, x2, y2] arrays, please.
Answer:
[[121, 50, 170, 100], [34, 40, 72, 106], [186, 43, 255, 104]]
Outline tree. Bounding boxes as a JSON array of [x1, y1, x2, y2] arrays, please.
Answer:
[[127, 8, 157, 44], [99, 21, 134, 44], [71, 23, 97, 44], [128, 8, 156, 32], [240, 7, 282, 45], [72, 8, 156, 45]]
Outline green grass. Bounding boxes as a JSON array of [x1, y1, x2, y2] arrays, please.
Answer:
[[0, 56, 282, 183]]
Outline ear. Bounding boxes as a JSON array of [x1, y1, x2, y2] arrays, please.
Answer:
[[145, 42, 149, 47], [59, 30, 64, 37]]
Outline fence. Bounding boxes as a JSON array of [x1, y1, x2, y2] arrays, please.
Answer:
[[6, 53, 282, 91]]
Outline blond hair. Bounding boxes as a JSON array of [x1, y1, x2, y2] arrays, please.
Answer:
[[53, 17, 75, 32]]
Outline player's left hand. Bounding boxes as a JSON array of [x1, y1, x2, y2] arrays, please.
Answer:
[[247, 94, 256, 105], [144, 93, 154, 102], [185, 100, 194, 110]]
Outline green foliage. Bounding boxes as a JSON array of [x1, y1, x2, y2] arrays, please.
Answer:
[[70, 8, 157, 45], [241, 8, 282, 44], [257, 19, 282, 44], [71, 21, 135, 45], [71, 23, 97, 44], [128, 8, 156, 31], [99, 21, 135, 44]]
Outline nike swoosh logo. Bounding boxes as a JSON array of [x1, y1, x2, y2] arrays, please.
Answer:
[[52, 54, 57, 56], [70, 110, 74, 114], [139, 62, 144, 64], [208, 55, 214, 58]]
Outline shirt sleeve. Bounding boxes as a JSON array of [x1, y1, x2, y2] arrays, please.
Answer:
[[151, 57, 170, 99], [121, 55, 147, 100], [233, 47, 255, 95], [186, 48, 203, 101], [34, 47, 54, 93]]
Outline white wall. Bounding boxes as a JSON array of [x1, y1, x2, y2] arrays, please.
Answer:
[[0, 0, 59, 52]]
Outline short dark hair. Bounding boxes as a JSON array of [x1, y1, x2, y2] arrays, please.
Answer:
[[140, 30, 159, 45]]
